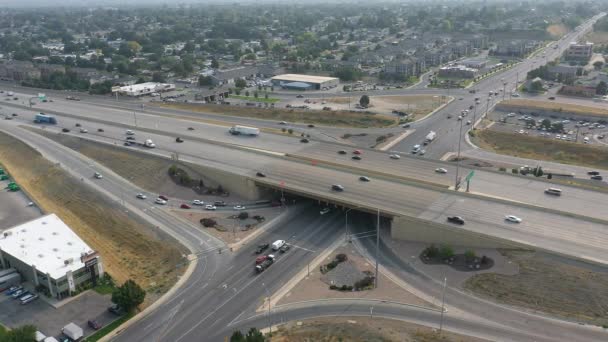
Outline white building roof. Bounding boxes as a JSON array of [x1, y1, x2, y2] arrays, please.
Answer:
[[271, 74, 338, 84], [0, 214, 95, 279]]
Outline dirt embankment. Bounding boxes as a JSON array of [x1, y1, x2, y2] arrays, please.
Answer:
[[271, 317, 488, 342], [0, 131, 186, 303], [473, 129, 608, 170], [159, 103, 398, 128], [32, 130, 247, 203], [465, 250, 608, 327]]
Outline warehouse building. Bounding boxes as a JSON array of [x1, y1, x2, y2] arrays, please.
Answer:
[[0, 214, 104, 299], [118, 82, 175, 96], [271, 74, 339, 90]]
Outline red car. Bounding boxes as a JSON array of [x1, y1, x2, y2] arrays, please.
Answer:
[[255, 255, 268, 264], [88, 320, 102, 330], [180, 204, 191, 209], [158, 195, 169, 201], [353, 150, 362, 155]]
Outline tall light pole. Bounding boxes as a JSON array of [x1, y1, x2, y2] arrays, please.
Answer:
[[375, 207, 380, 288], [502, 82, 507, 101], [439, 277, 447, 335], [454, 116, 464, 190]]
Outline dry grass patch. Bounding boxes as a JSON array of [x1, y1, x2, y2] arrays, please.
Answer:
[[588, 31, 608, 44], [546, 24, 568, 38], [271, 317, 488, 342], [158, 103, 397, 128], [0, 132, 186, 303], [465, 251, 608, 327], [473, 129, 608, 170], [499, 99, 608, 117]]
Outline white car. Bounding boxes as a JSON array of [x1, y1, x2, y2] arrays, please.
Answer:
[[155, 198, 167, 205], [320, 208, 330, 215], [435, 168, 448, 174], [505, 215, 522, 223], [507, 113, 516, 117], [233, 205, 245, 210], [136, 193, 147, 199], [389, 154, 401, 159], [126, 130, 135, 135], [94, 172, 102, 179], [192, 200, 204, 206], [205, 205, 217, 210], [80, 128, 88, 133]]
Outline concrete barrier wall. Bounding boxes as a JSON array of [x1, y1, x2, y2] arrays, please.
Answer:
[[391, 215, 529, 249]]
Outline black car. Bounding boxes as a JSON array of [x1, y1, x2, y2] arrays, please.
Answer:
[[548, 96, 556, 100], [331, 184, 345, 191], [214, 201, 227, 206], [255, 243, 270, 254], [124, 141, 132, 146], [591, 175, 603, 181], [187, 127, 195, 130], [126, 136, 135, 140], [108, 304, 123, 315], [352, 155, 361, 160], [587, 171, 600, 176], [296, 95, 304, 98], [279, 244, 291, 253], [447, 216, 465, 225], [62, 128, 70, 132], [11, 113, 17, 116], [176, 137, 184, 143], [256, 171, 266, 177], [469, 105, 474, 110], [88, 320, 102, 330], [300, 138, 309, 143], [75, 123, 81, 127], [359, 176, 370, 182], [307, 124, 315, 128], [338, 150, 347, 155], [97, 128, 104, 132]]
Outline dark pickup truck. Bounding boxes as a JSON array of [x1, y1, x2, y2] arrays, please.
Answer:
[[255, 255, 274, 273]]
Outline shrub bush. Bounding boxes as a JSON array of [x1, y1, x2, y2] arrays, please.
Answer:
[[499, 167, 507, 172], [439, 245, 455, 259], [354, 276, 374, 290], [336, 253, 348, 262], [329, 284, 338, 290], [200, 218, 217, 227], [238, 212, 249, 220], [512, 168, 518, 174]]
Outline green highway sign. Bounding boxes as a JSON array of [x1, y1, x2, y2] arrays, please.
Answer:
[[465, 170, 475, 182]]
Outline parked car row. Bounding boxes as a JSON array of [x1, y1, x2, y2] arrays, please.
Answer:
[[3, 286, 39, 305], [254, 240, 289, 273]]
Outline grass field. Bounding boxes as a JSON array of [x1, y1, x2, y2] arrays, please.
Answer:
[[323, 95, 443, 120], [83, 313, 134, 342], [0, 132, 187, 303], [270, 317, 487, 342], [229, 95, 280, 103], [473, 130, 608, 170], [500, 99, 608, 117], [465, 251, 608, 327], [159, 103, 398, 128]]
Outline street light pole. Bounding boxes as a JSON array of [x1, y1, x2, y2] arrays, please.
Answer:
[[439, 277, 447, 334], [375, 207, 380, 288], [502, 82, 507, 101], [454, 117, 464, 190]]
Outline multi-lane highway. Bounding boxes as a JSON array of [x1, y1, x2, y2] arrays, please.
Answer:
[[0, 13, 606, 342]]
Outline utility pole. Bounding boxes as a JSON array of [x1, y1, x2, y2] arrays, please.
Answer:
[[502, 82, 507, 101], [439, 277, 447, 335], [454, 117, 464, 190], [133, 112, 138, 127], [375, 208, 380, 288]]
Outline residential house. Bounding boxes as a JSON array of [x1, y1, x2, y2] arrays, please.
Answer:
[[0, 61, 41, 81], [210, 66, 258, 86]]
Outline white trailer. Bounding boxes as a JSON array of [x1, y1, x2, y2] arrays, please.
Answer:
[[62, 322, 83, 341], [229, 125, 260, 136], [424, 131, 437, 144]]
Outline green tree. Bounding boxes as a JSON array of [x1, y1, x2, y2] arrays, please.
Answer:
[[593, 61, 604, 70], [230, 330, 245, 342], [112, 279, 146, 313], [152, 72, 165, 83], [235, 78, 247, 89], [264, 92, 269, 99], [253, 91, 258, 98], [211, 58, 219, 69], [245, 90, 250, 97], [199, 76, 213, 86], [533, 166, 544, 177], [3, 325, 36, 342], [597, 81, 608, 95], [530, 80, 543, 92], [244, 328, 265, 341], [359, 95, 370, 107]]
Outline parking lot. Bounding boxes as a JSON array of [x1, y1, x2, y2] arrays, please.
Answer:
[[0, 288, 114, 340], [0, 178, 42, 230], [488, 109, 608, 145]]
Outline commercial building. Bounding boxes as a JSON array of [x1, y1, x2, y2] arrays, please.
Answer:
[[118, 82, 175, 96], [438, 64, 479, 79], [271, 74, 339, 90], [566, 42, 593, 60], [0, 214, 104, 299]]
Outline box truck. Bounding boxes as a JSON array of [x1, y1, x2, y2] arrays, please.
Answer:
[[34, 113, 57, 124], [229, 125, 260, 136]]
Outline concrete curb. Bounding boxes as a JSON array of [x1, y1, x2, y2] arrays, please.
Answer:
[[273, 298, 442, 313], [259, 234, 346, 312], [378, 130, 414, 151], [98, 258, 198, 342], [415, 96, 454, 124]]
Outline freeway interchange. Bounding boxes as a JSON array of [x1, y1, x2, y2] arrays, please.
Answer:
[[0, 13, 607, 342]]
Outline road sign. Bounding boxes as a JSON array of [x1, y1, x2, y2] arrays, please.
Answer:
[[465, 170, 475, 182], [111, 86, 121, 93], [37, 93, 46, 100]]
